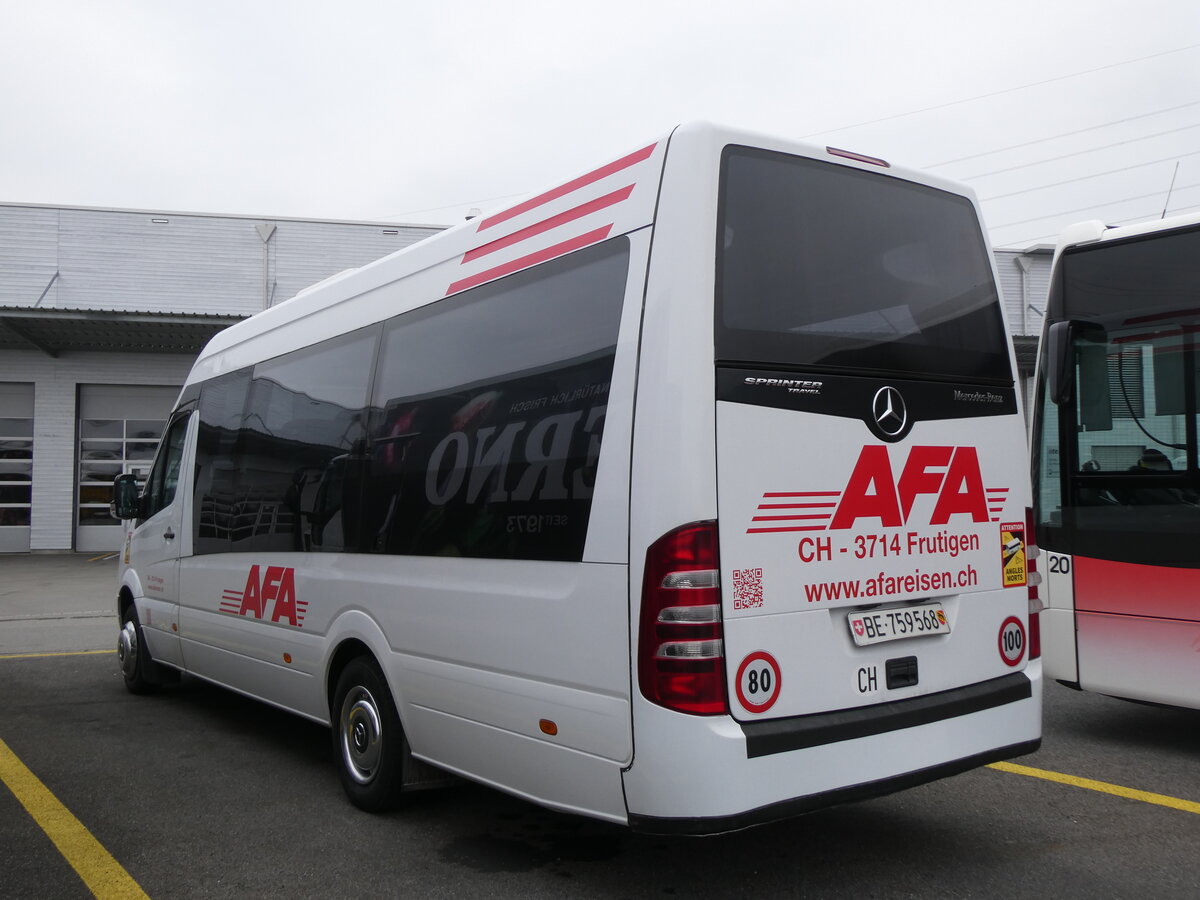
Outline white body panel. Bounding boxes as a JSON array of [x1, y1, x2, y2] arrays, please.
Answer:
[[1039, 551, 1078, 684], [121, 413, 197, 669], [623, 662, 1041, 821], [118, 123, 1039, 830], [620, 125, 1038, 826]]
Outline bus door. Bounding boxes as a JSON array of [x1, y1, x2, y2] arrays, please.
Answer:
[[126, 410, 194, 669]]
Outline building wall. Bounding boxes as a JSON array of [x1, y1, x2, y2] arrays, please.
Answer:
[[0, 349, 194, 551], [0, 204, 440, 314], [994, 248, 1053, 339], [0, 202, 441, 552], [994, 248, 1053, 422]]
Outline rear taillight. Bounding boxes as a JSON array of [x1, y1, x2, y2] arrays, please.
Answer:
[[1025, 506, 1042, 660], [638, 522, 727, 715]]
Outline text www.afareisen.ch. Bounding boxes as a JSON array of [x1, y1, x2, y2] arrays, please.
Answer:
[[804, 564, 978, 602]]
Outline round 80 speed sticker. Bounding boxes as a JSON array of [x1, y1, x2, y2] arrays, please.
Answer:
[[735, 651, 782, 713]]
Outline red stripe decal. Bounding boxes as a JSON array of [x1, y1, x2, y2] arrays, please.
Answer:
[[478, 144, 656, 232], [756, 503, 837, 510], [751, 514, 833, 522], [747, 525, 829, 533], [462, 185, 634, 264], [446, 226, 612, 295], [763, 491, 842, 498]]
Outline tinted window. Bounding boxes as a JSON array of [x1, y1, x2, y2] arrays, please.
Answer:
[[1056, 226, 1200, 321], [142, 413, 190, 521], [232, 326, 376, 553], [194, 370, 251, 554], [1034, 230, 1200, 567], [716, 146, 1010, 383], [363, 237, 629, 561]]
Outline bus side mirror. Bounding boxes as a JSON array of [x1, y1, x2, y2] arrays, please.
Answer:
[[111, 474, 142, 521], [1046, 321, 1075, 406]]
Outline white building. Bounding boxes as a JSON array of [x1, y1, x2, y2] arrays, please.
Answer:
[[0, 203, 439, 552], [994, 245, 1055, 412], [0, 201, 1052, 553]]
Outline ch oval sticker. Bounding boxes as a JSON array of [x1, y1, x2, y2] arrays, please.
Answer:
[[735, 651, 782, 713]]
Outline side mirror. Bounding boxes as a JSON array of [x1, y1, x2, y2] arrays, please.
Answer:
[[1046, 321, 1075, 406], [1047, 319, 1109, 410], [110, 474, 142, 521]]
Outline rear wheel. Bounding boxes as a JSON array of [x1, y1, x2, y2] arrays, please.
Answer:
[[117, 604, 161, 695], [332, 656, 406, 812]]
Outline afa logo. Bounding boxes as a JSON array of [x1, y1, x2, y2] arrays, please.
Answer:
[[219, 565, 308, 627], [748, 445, 1009, 534], [830, 445, 991, 529]]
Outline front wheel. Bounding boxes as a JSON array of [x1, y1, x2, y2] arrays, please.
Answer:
[[117, 604, 161, 695], [332, 657, 406, 812]]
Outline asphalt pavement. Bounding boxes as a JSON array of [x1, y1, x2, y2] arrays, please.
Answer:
[[0, 552, 119, 655], [2, 553, 1199, 899]]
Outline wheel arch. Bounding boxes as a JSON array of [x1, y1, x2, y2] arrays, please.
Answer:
[[118, 566, 143, 617], [326, 638, 376, 715], [322, 610, 396, 721], [117, 584, 135, 619]]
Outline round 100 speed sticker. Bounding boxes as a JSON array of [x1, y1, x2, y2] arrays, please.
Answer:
[[998, 616, 1026, 666], [735, 651, 782, 713]]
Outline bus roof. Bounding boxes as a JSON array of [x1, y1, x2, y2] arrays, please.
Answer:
[[191, 122, 984, 384], [1054, 210, 1200, 262]]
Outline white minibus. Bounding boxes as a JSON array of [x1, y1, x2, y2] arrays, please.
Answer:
[[113, 122, 1040, 832]]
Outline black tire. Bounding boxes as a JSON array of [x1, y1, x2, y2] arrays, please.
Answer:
[[331, 656, 406, 812], [117, 603, 161, 695]]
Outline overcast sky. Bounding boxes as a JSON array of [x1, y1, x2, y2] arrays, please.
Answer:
[[3, 1, 1198, 248]]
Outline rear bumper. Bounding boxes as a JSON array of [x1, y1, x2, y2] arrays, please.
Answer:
[[629, 736, 1041, 835], [623, 665, 1041, 833], [742, 671, 1032, 757]]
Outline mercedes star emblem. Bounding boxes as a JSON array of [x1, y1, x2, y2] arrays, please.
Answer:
[[871, 386, 908, 437]]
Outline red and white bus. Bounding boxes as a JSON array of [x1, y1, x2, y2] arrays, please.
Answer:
[[113, 123, 1040, 832], [1033, 212, 1200, 709]]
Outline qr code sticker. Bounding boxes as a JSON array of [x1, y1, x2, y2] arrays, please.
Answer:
[[733, 568, 765, 610]]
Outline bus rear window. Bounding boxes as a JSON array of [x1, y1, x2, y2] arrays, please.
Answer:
[[716, 146, 1011, 384]]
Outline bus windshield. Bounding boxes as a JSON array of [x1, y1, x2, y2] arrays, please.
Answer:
[[1035, 226, 1200, 568], [715, 145, 1011, 384]]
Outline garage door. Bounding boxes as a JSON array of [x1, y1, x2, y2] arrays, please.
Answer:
[[0, 382, 34, 553], [76, 384, 180, 553]]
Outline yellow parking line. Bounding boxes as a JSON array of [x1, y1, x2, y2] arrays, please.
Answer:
[[0, 650, 111, 660], [989, 761, 1200, 814], [0, 737, 150, 899]]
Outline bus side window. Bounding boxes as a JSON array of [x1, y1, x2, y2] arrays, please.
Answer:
[[365, 238, 629, 562], [141, 414, 190, 523]]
